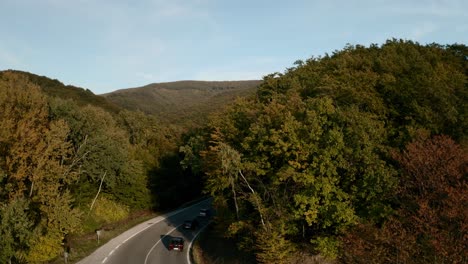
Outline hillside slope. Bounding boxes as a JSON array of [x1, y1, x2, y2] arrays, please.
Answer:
[[0, 70, 121, 113], [103, 80, 262, 126]]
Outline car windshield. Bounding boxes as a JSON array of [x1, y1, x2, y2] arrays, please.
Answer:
[[172, 238, 183, 243]]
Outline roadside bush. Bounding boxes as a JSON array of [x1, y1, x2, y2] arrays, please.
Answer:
[[90, 197, 130, 224]]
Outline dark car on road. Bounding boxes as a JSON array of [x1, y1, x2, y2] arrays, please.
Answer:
[[199, 208, 210, 217], [183, 218, 199, 230], [168, 237, 184, 252]]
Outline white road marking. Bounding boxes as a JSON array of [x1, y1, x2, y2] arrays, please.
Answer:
[[186, 221, 211, 264], [99, 199, 209, 264], [144, 224, 183, 264]]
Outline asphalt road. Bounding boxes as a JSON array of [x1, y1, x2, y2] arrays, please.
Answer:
[[77, 198, 212, 264]]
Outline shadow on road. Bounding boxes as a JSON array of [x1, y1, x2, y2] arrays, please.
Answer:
[[161, 234, 171, 250]]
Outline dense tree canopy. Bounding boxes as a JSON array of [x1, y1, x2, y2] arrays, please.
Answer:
[[180, 40, 467, 262], [0, 73, 81, 262], [0, 39, 466, 263], [0, 71, 197, 262], [341, 135, 467, 263]]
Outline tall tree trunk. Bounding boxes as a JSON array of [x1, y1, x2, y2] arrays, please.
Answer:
[[89, 171, 106, 213], [239, 169, 266, 229], [230, 176, 239, 219], [29, 181, 34, 198]]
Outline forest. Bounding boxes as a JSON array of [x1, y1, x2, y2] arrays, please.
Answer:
[[180, 40, 467, 263], [0, 70, 202, 263], [0, 39, 467, 263]]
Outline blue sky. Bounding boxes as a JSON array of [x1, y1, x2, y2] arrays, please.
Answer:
[[1, 0, 466, 94]]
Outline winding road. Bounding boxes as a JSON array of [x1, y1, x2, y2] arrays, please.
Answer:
[[77, 198, 212, 264]]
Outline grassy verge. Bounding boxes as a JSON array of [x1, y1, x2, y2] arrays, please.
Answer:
[[51, 197, 210, 264], [51, 210, 157, 264]]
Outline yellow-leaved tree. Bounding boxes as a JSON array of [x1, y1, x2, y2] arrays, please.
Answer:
[[0, 72, 81, 263]]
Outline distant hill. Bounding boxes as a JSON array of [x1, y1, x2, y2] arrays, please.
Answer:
[[103, 80, 262, 126], [0, 70, 121, 113], [1, 70, 262, 126]]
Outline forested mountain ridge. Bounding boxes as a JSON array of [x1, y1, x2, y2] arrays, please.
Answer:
[[0, 70, 122, 113], [180, 40, 467, 263], [0, 70, 260, 128], [102, 80, 262, 126]]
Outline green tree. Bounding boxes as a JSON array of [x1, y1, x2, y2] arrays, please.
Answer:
[[189, 40, 466, 261], [0, 72, 82, 262], [117, 110, 176, 169], [0, 198, 33, 263], [49, 100, 152, 209], [201, 92, 396, 261]]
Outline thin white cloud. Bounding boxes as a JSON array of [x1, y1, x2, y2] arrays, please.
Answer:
[[410, 22, 439, 39], [194, 69, 267, 81], [135, 71, 156, 80], [0, 45, 22, 68], [455, 23, 468, 34], [154, 3, 203, 18], [126, 0, 214, 22], [191, 55, 285, 81], [377, 0, 466, 17]]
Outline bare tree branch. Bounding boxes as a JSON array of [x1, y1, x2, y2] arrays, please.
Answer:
[[89, 171, 106, 214], [239, 169, 266, 229]]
